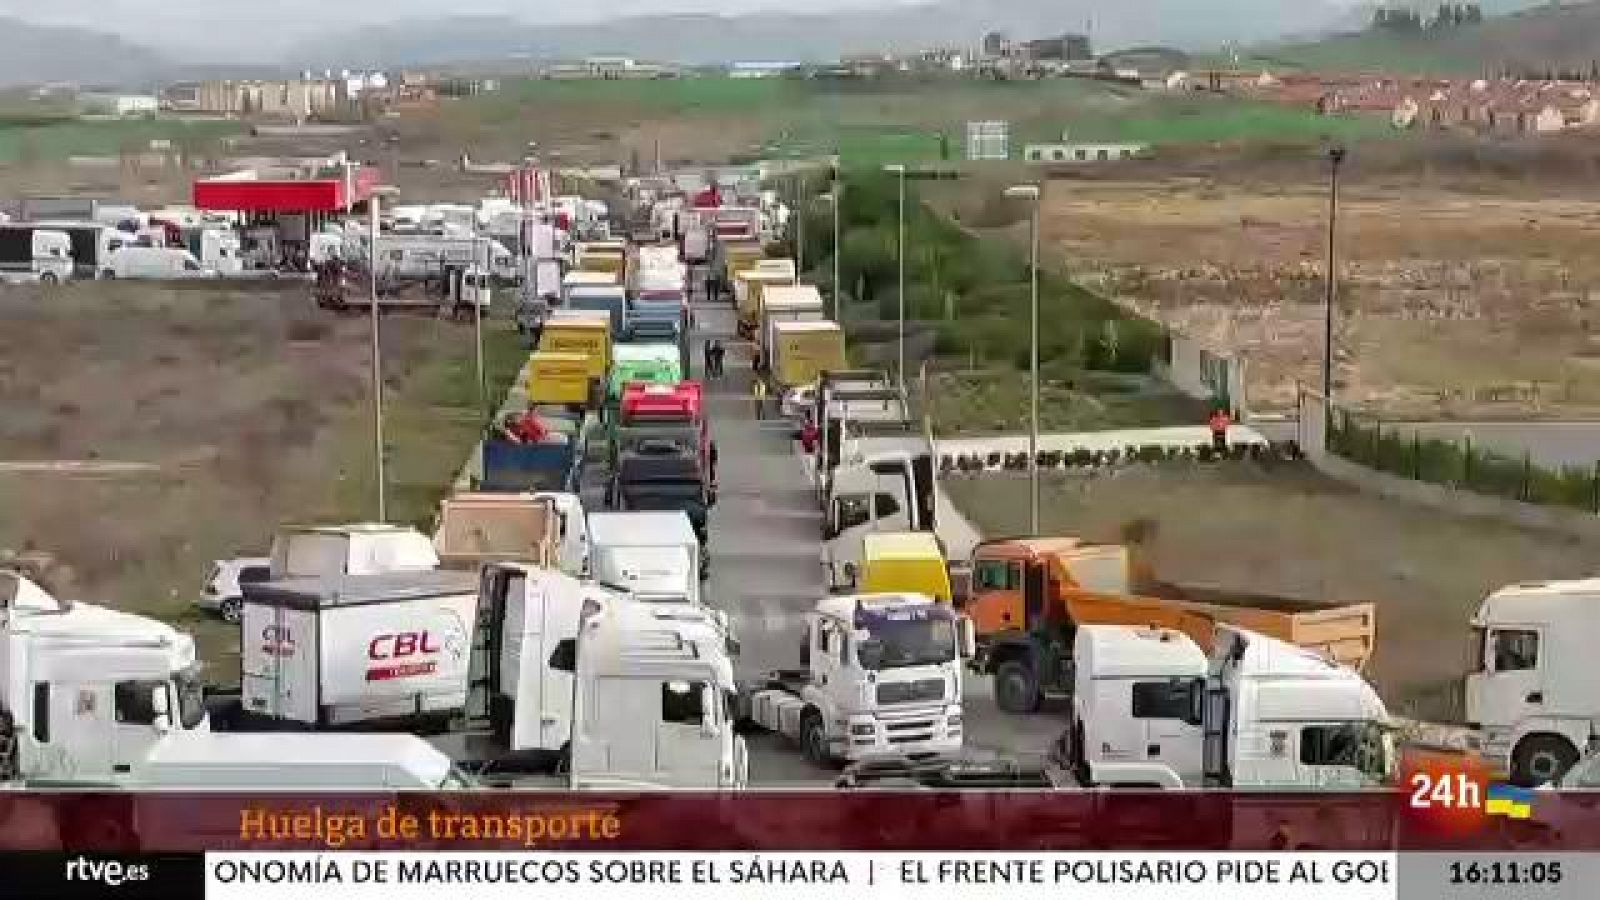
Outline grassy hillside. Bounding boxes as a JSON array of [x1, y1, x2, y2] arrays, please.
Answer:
[[434, 75, 1390, 167], [1242, 2, 1600, 75]]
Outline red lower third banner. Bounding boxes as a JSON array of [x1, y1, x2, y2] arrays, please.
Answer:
[[1, 791, 1597, 853]]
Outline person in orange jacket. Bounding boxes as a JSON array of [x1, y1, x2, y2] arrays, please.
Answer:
[[1208, 407, 1232, 453]]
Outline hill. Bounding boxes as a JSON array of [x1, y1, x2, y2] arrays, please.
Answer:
[[1244, 2, 1600, 75], [0, 17, 168, 87], [287, 0, 1370, 68]]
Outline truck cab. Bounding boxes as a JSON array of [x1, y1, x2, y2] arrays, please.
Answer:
[[1, 571, 209, 785], [588, 511, 714, 602], [567, 602, 747, 789], [743, 593, 973, 767], [821, 430, 936, 589], [1069, 624, 1393, 789], [1466, 578, 1600, 786]]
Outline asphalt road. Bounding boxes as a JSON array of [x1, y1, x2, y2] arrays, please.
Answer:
[[683, 293, 1065, 785]]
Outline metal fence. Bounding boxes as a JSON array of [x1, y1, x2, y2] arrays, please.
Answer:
[[1327, 407, 1600, 513]]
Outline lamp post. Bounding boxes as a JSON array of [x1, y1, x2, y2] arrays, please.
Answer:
[[1324, 143, 1346, 412], [831, 163, 842, 321], [795, 174, 806, 273], [1005, 183, 1042, 535], [368, 186, 400, 522], [883, 163, 907, 392]]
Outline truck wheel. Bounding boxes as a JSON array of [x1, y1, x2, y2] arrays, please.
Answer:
[[219, 597, 243, 624], [994, 661, 1042, 715], [800, 711, 833, 768], [1511, 735, 1578, 787], [39, 272, 58, 285]]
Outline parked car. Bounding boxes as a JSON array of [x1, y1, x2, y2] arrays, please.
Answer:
[[198, 557, 271, 622]]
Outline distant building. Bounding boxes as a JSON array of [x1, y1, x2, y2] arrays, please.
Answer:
[[160, 78, 341, 120], [1023, 33, 1092, 62], [80, 94, 159, 117], [728, 62, 802, 79], [981, 31, 1008, 57], [1024, 141, 1147, 163], [542, 58, 678, 80]]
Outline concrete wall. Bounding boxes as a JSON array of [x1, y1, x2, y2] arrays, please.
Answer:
[[1296, 387, 1600, 539]]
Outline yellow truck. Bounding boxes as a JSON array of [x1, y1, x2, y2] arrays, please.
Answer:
[[721, 241, 765, 282], [769, 320, 847, 389], [734, 269, 797, 339], [526, 351, 594, 406], [576, 241, 627, 279], [858, 531, 953, 604], [538, 313, 612, 385]]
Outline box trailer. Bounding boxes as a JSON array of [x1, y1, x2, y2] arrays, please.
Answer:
[[237, 570, 480, 728]]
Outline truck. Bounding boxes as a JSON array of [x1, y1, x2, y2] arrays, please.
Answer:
[[525, 352, 596, 407], [567, 600, 748, 789], [32, 221, 124, 279], [609, 343, 683, 411], [738, 592, 974, 767], [958, 536, 1378, 716], [0, 225, 73, 284], [626, 296, 690, 373], [563, 269, 620, 297], [614, 382, 712, 493], [770, 320, 848, 392], [734, 269, 796, 339], [231, 570, 481, 730], [609, 443, 715, 548], [185, 228, 244, 276], [538, 313, 611, 397], [574, 241, 626, 279], [132, 731, 473, 790], [480, 417, 587, 494], [370, 233, 518, 284], [759, 284, 825, 364], [566, 285, 628, 342], [854, 531, 953, 603], [1465, 578, 1600, 786], [269, 522, 440, 580], [433, 492, 567, 573], [588, 510, 711, 598], [0, 567, 210, 785], [1064, 624, 1393, 789]]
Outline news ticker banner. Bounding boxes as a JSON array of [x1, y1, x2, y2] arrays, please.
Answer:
[[8, 852, 1600, 900]]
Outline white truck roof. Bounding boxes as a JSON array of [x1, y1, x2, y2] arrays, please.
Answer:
[[762, 284, 823, 310], [136, 732, 457, 788], [243, 570, 478, 611], [773, 319, 841, 334], [588, 511, 698, 548], [580, 603, 733, 687], [1078, 625, 1207, 680]]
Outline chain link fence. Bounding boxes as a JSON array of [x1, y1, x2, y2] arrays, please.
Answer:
[[1327, 407, 1600, 513]]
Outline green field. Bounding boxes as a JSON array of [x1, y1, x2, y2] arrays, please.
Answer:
[[0, 117, 242, 163], [1232, 34, 1489, 76]]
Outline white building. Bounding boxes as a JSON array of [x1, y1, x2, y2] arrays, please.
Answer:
[[83, 94, 160, 117], [1024, 142, 1147, 163]]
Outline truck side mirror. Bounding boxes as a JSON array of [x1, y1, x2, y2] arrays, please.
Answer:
[[700, 685, 718, 739], [1183, 678, 1204, 728], [957, 617, 977, 660]]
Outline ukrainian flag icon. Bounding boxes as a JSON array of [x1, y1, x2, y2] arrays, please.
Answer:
[[1485, 784, 1534, 819]]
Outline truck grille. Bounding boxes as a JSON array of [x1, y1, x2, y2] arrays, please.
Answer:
[[876, 678, 944, 705], [884, 717, 938, 744]]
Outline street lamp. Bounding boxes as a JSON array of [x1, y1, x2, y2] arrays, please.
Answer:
[[368, 185, 402, 522], [1324, 143, 1346, 411], [1005, 183, 1042, 535], [882, 163, 907, 392], [830, 164, 842, 321]]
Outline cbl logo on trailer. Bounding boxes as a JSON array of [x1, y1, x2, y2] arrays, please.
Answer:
[[365, 631, 441, 682]]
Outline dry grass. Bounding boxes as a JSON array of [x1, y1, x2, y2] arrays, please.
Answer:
[[945, 464, 1600, 722], [0, 282, 523, 671]]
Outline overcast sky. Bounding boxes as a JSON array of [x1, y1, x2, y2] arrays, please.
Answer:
[[2, 0, 929, 59]]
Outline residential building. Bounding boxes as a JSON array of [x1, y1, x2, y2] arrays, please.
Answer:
[[981, 31, 1008, 58], [1023, 34, 1092, 62], [728, 62, 801, 79], [160, 78, 342, 119]]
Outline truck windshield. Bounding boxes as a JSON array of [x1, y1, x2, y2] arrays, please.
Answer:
[[173, 664, 207, 730], [859, 616, 958, 670]]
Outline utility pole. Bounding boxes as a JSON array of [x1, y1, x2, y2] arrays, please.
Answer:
[[831, 164, 842, 321], [796, 175, 806, 273], [1324, 144, 1346, 413], [368, 192, 387, 523]]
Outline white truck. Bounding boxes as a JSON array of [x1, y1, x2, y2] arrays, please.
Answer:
[[1066, 624, 1394, 789], [759, 283, 825, 364], [0, 225, 73, 284], [568, 601, 748, 788], [588, 511, 710, 597], [371, 232, 518, 283], [1466, 578, 1600, 786], [739, 592, 972, 768], [233, 570, 480, 730], [0, 569, 209, 784], [270, 522, 440, 580]]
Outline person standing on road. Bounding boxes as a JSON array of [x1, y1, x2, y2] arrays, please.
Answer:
[[1208, 406, 1232, 453], [703, 339, 716, 379], [710, 340, 726, 378], [752, 378, 768, 419]]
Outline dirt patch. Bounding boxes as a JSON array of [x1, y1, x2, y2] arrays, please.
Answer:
[[945, 464, 1600, 721]]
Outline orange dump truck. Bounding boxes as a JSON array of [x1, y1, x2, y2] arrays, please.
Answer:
[[957, 536, 1376, 714]]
